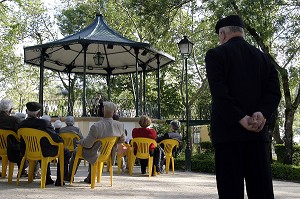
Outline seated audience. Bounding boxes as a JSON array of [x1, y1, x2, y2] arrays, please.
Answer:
[[59, 115, 83, 149], [53, 119, 62, 134], [157, 120, 182, 143], [132, 115, 157, 174], [15, 112, 26, 121], [19, 102, 71, 186], [112, 113, 128, 172], [0, 99, 28, 177], [67, 101, 125, 183], [59, 116, 83, 139], [41, 115, 51, 122], [156, 120, 182, 171]]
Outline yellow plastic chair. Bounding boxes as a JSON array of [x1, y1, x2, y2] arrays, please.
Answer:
[[59, 132, 87, 167], [0, 129, 19, 182], [59, 133, 80, 152], [158, 139, 179, 174], [16, 128, 64, 188], [129, 138, 157, 177], [117, 143, 130, 174], [70, 136, 118, 189]]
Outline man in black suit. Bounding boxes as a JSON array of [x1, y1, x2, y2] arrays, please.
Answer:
[[205, 15, 281, 199], [0, 99, 27, 177], [19, 102, 71, 186]]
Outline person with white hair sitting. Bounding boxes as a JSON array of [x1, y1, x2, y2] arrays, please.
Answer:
[[0, 99, 28, 177], [59, 116, 83, 139], [41, 115, 51, 122], [15, 112, 26, 121], [53, 119, 62, 134], [66, 101, 125, 183], [0, 99, 20, 133], [156, 120, 182, 143], [19, 102, 71, 186]]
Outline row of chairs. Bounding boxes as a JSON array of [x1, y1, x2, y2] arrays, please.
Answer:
[[0, 129, 179, 189], [117, 138, 179, 177]]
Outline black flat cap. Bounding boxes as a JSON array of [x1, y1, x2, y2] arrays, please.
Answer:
[[215, 15, 244, 34], [26, 102, 42, 112]]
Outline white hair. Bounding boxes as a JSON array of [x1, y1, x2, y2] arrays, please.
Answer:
[[26, 110, 40, 118], [65, 116, 75, 126], [103, 101, 116, 113], [41, 115, 51, 122], [0, 99, 13, 112], [220, 26, 245, 36], [15, 112, 26, 121], [54, 120, 62, 128]]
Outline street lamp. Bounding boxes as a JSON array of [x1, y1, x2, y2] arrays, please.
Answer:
[[178, 36, 194, 171]]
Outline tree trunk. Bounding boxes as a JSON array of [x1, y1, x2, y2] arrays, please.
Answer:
[[269, 110, 284, 144], [273, 121, 283, 144], [283, 107, 295, 164]]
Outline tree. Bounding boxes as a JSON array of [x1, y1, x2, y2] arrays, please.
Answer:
[[0, 0, 54, 106]]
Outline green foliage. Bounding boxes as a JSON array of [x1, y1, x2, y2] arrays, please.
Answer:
[[175, 152, 215, 173], [293, 145, 300, 166], [193, 151, 214, 161], [56, 3, 97, 36], [199, 141, 214, 153], [175, 151, 300, 181], [152, 120, 170, 137], [272, 162, 300, 182], [274, 144, 300, 166], [275, 144, 285, 163]]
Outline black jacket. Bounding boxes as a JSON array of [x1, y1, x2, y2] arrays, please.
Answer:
[[19, 118, 63, 157], [205, 37, 281, 145], [0, 112, 22, 163]]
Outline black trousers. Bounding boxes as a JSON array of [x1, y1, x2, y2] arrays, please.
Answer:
[[56, 148, 71, 182], [214, 141, 274, 199]]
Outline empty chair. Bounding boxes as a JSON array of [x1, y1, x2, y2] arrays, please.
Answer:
[[158, 139, 179, 174]]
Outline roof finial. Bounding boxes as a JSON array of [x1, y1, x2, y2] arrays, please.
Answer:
[[97, 0, 101, 15], [97, 0, 106, 15]]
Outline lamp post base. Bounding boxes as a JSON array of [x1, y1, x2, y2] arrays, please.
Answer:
[[185, 146, 192, 171]]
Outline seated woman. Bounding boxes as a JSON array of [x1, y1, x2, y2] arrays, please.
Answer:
[[157, 120, 182, 143], [157, 120, 182, 157], [132, 115, 157, 174], [155, 120, 182, 173]]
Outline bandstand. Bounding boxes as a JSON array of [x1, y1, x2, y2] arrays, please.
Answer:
[[23, 12, 175, 119]]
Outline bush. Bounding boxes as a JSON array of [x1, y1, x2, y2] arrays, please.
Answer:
[[274, 144, 285, 163], [274, 144, 300, 165], [175, 152, 215, 173], [292, 145, 300, 166], [200, 141, 214, 153], [174, 152, 300, 181], [271, 162, 300, 181]]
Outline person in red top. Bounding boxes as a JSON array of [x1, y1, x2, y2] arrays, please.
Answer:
[[132, 115, 157, 174]]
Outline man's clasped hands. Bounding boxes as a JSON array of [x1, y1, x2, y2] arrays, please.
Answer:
[[239, 112, 266, 132]]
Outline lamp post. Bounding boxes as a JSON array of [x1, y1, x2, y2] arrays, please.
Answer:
[[178, 36, 194, 172]]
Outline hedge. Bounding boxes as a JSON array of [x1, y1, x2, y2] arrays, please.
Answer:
[[274, 144, 300, 164], [174, 155, 300, 182], [272, 162, 300, 182]]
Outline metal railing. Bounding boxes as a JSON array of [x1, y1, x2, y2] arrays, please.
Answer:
[[43, 98, 158, 118]]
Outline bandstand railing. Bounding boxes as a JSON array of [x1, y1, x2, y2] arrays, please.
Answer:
[[43, 98, 158, 118]]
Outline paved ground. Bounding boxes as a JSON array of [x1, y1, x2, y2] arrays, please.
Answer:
[[0, 161, 300, 199]]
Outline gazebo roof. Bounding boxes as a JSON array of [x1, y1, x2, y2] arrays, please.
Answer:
[[24, 13, 175, 75]]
